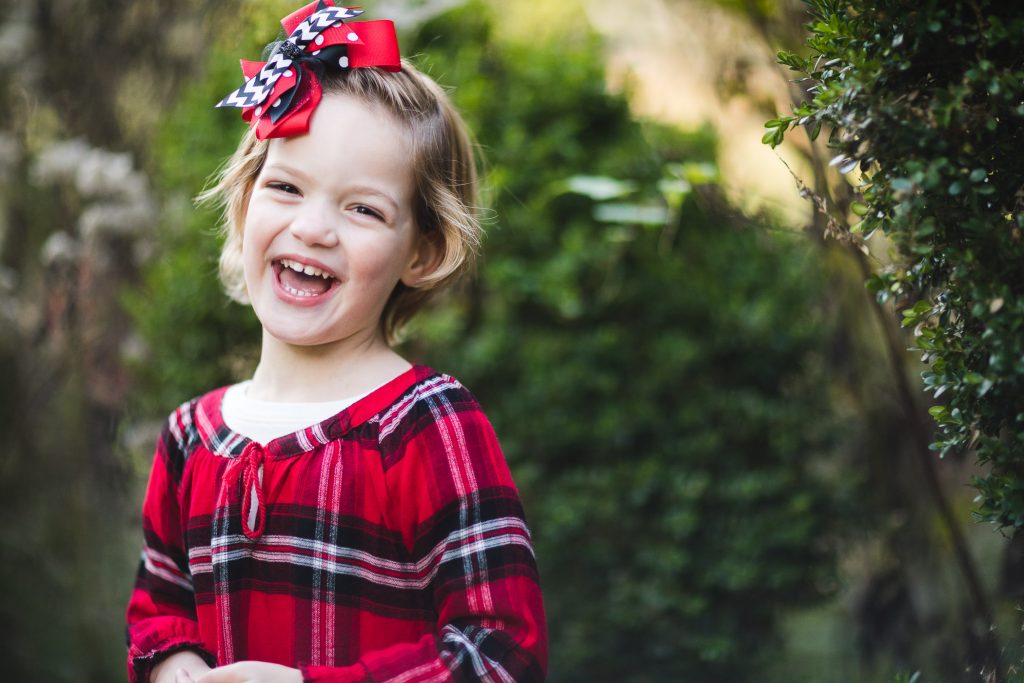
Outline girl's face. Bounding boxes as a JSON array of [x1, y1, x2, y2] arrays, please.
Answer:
[[241, 93, 430, 350]]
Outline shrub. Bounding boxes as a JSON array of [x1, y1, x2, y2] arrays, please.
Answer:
[[766, 0, 1024, 530]]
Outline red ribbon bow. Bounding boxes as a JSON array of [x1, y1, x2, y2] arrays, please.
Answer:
[[217, 0, 401, 140]]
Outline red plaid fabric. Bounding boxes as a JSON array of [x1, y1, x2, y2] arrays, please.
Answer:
[[126, 366, 547, 683]]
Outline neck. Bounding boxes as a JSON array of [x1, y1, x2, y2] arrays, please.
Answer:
[[247, 329, 411, 402]]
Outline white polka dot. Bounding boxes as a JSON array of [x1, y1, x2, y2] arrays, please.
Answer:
[[272, 98, 281, 108], [338, 56, 349, 68], [255, 106, 263, 117], [283, 69, 293, 78], [314, 34, 324, 46], [312, 49, 321, 56], [347, 32, 358, 41]]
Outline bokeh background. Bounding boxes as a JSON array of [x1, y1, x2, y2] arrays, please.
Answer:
[[0, 0, 1021, 681]]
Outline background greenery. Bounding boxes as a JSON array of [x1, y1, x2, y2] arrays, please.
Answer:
[[764, 2, 1024, 676], [0, 1, 1021, 682], [766, 0, 1024, 532]]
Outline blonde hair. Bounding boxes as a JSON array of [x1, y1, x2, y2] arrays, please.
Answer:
[[200, 59, 480, 343]]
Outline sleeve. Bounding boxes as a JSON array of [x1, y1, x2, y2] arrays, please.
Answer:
[[300, 386, 548, 683], [125, 406, 217, 683]]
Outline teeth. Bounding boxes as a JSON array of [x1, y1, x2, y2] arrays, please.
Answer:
[[279, 258, 333, 280], [281, 283, 319, 297]]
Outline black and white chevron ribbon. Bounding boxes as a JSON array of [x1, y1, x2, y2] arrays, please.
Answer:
[[217, 5, 363, 110]]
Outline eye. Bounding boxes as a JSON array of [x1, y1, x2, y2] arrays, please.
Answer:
[[352, 205, 385, 222], [267, 181, 300, 195]]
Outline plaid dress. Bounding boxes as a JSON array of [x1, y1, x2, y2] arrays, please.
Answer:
[[126, 365, 547, 683]]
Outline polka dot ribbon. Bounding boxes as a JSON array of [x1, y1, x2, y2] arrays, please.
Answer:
[[216, 0, 401, 140]]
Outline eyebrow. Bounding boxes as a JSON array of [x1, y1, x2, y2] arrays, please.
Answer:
[[264, 162, 312, 183], [345, 185, 400, 212]]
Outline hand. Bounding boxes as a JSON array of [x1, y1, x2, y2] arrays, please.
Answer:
[[189, 661, 303, 683], [150, 650, 212, 683]]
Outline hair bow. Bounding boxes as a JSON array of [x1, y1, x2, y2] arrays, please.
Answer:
[[216, 0, 401, 140]]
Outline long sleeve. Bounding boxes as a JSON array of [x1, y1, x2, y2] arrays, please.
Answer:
[[301, 385, 548, 683], [125, 406, 216, 683]]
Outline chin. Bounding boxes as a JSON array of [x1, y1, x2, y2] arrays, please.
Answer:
[[265, 327, 331, 347]]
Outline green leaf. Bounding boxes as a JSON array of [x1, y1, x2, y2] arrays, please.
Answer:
[[564, 175, 638, 201], [810, 119, 822, 140]]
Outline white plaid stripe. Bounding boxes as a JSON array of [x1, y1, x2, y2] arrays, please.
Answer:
[[141, 547, 193, 591], [441, 626, 515, 683], [189, 520, 533, 588], [312, 421, 329, 445], [384, 657, 446, 683], [374, 374, 458, 439], [326, 442, 344, 664], [426, 390, 494, 615]]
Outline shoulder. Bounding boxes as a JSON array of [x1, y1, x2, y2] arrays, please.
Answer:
[[376, 368, 489, 439], [156, 386, 231, 482], [375, 368, 500, 466]]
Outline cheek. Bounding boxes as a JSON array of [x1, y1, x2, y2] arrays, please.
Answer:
[[240, 207, 274, 265], [239, 225, 267, 286], [240, 225, 255, 257], [237, 191, 257, 256], [350, 235, 415, 284], [240, 229, 255, 269]]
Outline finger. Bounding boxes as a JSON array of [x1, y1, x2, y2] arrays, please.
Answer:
[[194, 663, 242, 683], [192, 668, 223, 683]]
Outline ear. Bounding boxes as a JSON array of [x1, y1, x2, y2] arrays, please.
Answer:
[[400, 233, 444, 288]]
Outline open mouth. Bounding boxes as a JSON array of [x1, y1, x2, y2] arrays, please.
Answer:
[[274, 258, 338, 298]]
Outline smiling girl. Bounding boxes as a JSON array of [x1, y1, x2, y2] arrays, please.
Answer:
[[125, 4, 547, 683]]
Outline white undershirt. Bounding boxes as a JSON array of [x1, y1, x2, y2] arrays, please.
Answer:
[[221, 380, 370, 445]]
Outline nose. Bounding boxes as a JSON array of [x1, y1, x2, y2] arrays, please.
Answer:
[[289, 198, 340, 247]]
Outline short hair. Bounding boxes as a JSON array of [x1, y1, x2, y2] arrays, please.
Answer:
[[200, 59, 480, 344]]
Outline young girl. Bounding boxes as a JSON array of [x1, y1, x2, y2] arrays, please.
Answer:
[[125, 3, 547, 682]]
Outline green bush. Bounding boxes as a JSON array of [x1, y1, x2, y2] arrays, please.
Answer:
[[766, 0, 1024, 530]]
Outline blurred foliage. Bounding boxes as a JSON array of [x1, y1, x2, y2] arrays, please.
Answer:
[[765, 1, 1024, 530], [0, 2, 242, 681], [125, 3, 291, 412]]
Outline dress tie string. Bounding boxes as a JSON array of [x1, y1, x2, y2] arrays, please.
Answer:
[[237, 441, 268, 540]]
